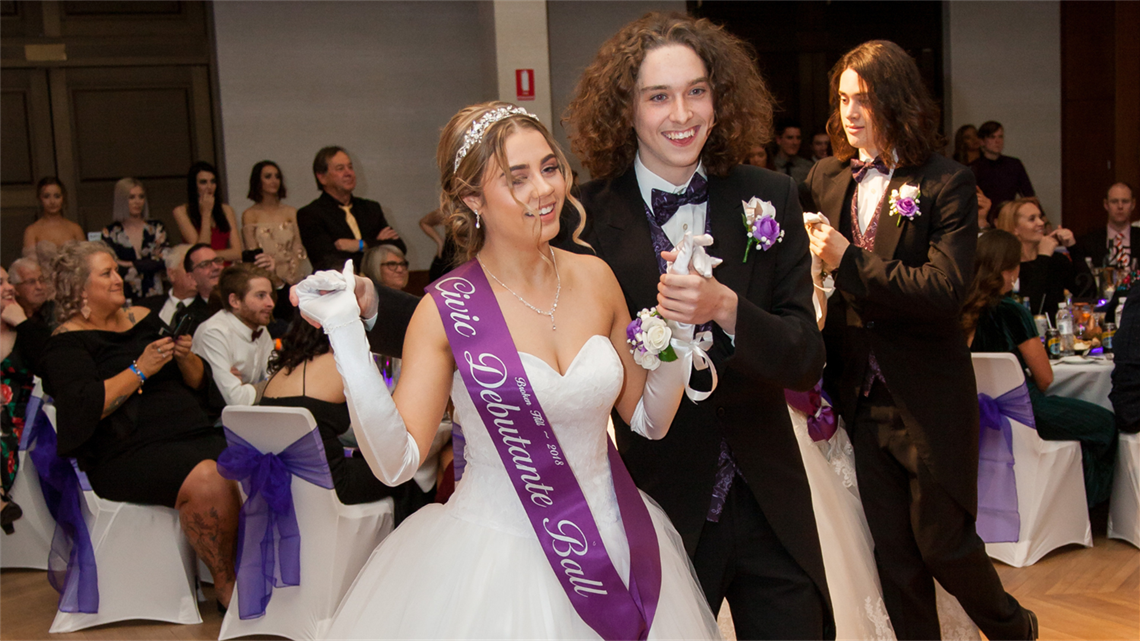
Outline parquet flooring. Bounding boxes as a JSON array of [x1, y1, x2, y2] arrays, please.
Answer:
[[2, 514, 1137, 640]]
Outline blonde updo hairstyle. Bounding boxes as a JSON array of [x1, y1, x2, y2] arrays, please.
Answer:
[[51, 240, 117, 325], [438, 101, 588, 262]]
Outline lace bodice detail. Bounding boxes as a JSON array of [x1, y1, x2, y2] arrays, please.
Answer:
[[446, 335, 625, 539]]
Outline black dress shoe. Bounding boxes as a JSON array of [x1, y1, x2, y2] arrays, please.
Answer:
[[0, 500, 23, 534], [1027, 609, 1039, 640]]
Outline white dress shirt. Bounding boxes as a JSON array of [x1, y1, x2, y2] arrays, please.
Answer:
[[158, 292, 198, 326], [855, 150, 897, 234], [635, 153, 708, 248], [191, 309, 274, 406]]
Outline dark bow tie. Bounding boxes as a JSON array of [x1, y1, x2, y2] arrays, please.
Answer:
[[850, 157, 889, 183], [650, 173, 709, 226], [251, 328, 264, 342]]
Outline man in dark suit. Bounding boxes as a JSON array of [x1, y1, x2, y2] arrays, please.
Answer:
[[563, 14, 832, 640], [805, 40, 1036, 640], [161, 243, 222, 338], [1073, 182, 1138, 270], [297, 146, 406, 271]]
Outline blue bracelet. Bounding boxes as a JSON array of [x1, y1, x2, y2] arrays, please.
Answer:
[[358, 239, 364, 252], [130, 361, 147, 390]]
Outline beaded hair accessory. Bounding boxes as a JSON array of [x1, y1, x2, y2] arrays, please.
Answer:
[[453, 105, 539, 171]]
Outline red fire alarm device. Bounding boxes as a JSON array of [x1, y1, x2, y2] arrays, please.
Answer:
[[516, 69, 535, 101]]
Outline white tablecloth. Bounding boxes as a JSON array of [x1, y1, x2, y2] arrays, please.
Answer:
[[1048, 357, 1115, 412]]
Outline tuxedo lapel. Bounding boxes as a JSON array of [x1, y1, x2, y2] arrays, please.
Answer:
[[707, 174, 752, 291], [822, 165, 853, 230], [872, 166, 918, 261], [593, 171, 663, 308]]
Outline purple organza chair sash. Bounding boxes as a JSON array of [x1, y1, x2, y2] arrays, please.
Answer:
[[24, 394, 99, 613], [216, 426, 334, 620], [976, 383, 1036, 543], [784, 384, 837, 443]]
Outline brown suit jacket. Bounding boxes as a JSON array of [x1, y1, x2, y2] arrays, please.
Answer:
[[806, 153, 981, 511]]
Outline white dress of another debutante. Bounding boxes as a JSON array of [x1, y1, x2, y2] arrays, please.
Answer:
[[325, 335, 721, 639]]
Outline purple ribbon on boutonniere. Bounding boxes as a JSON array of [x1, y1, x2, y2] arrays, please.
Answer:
[[742, 197, 784, 262], [217, 426, 333, 620], [25, 394, 99, 614], [976, 383, 1036, 544], [784, 384, 837, 443], [429, 260, 661, 641], [888, 184, 921, 227]]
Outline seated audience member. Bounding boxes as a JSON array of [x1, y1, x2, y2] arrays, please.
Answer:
[[772, 119, 812, 185], [297, 146, 406, 271], [809, 130, 831, 163], [241, 160, 308, 285], [964, 230, 1117, 507], [995, 197, 1089, 315], [177, 243, 224, 336], [260, 315, 433, 522], [137, 244, 197, 326], [8, 257, 56, 330], [1, 266, 49, 531], [40, 241, 239, 607], [173, 162, 243, 263], [1110, 287, 1140, 433], [23, 177, 85, 253], [361, 244, 410, 293], [102, 177, 169, 302], [418, 208, 458, 282], [192, 264, 275, 407], [1074, 182, 1138, 269], [971, 121, 1035, 212], [953, 124, 982, 166], [745, 144, 772, 170]]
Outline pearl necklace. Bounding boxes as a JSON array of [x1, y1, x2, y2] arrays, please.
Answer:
[[480, 248, 561, 330]]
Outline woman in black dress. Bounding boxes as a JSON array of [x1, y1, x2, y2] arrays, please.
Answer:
[[994, 197, 1091, 316], [260, 314, 431, 523], [40, 241, 240, 608]]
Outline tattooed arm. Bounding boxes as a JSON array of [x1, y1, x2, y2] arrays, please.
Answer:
[[101, 337, 175, 418]]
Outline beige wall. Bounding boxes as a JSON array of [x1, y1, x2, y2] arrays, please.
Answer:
[[945, 1, 1062, 222]]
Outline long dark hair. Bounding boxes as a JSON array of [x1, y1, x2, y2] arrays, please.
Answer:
[[247, 160, 287, 203], [961, 229, 1022, 335], [826, 40, 945, 168], [268, 311, 330, 375], [186, 161, 230, 233], [952, 124, 977, 165]]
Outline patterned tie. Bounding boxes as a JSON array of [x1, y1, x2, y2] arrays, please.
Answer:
[[649, 173, 709, 227], [339, 203, 363, 241], [850, 156, 889, 183], [1111, 234, 1128, 268]]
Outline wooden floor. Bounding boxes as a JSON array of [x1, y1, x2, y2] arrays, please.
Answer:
[[2, 510, 1137, 641]]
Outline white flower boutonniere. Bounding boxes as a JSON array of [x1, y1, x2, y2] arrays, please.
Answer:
[[889, 184, 921, 227], [742, 197, 784, 262]]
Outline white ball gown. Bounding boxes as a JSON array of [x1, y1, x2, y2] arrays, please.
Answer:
[[325, 335, 721, 639]]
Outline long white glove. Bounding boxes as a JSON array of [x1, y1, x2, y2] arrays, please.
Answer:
[[628, 326, 696, 440], [294, 260, 421, 486]]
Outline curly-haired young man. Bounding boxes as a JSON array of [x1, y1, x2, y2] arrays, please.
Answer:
[[564, 12, 833, 640]]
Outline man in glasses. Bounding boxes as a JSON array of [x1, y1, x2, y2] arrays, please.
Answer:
[[172, 243, 225, 338], [8, 258, 55, 329]]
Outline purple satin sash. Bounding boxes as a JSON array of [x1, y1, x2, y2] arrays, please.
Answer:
[[217, 426, 334, 620], [429, 260, 661, 641], [976, 384, 1036, 543], [24, 395, 99, 613], [784, 384, 837, 443]]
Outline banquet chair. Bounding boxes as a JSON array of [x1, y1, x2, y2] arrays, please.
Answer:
[[218, 405, 395, 641], [43, 404, 201, 633], [1, 380, 55, 570], [972, 353, 1092, 567], [1107, 431, 1139, 547]]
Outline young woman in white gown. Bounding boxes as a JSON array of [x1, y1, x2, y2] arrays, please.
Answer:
[[293, 102, 721, 639]]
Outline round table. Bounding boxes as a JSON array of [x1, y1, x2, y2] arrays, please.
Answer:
[[1048, 356, 1115, 412]]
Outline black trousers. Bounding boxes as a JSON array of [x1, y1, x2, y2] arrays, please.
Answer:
[[693, 477, 834, 640], [851, 383, 1032, 641]]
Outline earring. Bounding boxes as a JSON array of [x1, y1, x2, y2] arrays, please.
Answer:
[[474, 209, 481, 230], [81, 296, 91, 320]]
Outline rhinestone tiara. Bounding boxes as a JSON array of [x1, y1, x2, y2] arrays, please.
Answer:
[[453, 105, 539, 172]]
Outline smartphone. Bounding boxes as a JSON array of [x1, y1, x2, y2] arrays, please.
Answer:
[[242, 248, 264, 263], [165, 313, 192, 338]]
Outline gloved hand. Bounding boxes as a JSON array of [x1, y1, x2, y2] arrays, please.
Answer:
[[629, 335, 694, 440], [295, 260, 362, 331]]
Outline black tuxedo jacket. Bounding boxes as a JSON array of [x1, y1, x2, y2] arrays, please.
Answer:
[[1073, 224, 1140, 270], [298, 191, 407, 271], [806, 154, 980, 511], [566, 165, 829, 610]]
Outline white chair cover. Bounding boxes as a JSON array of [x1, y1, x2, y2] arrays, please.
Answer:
[[1107, 432, 1139, 548], [972, 353, 1092, 567], [44, 400, 201, 633], [1, 379, 54, 570], [218, 405, 395, 641]]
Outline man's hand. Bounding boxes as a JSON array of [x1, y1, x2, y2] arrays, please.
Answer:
[[335, 238, 361, 252], [656, 250, 738, 334], [376, 226, 400, 241], [289, 264, 377, 328], [808, 223, 850, 272]]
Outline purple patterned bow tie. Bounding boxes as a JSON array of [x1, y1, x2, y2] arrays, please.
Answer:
[[650, 173, 709, 226], [850, 156, 889, 183]]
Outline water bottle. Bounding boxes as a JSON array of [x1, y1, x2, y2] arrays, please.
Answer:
[[1056, 303, 1075, 356]]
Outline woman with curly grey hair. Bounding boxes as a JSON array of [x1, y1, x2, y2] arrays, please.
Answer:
[[41, 240, 240, 610]]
